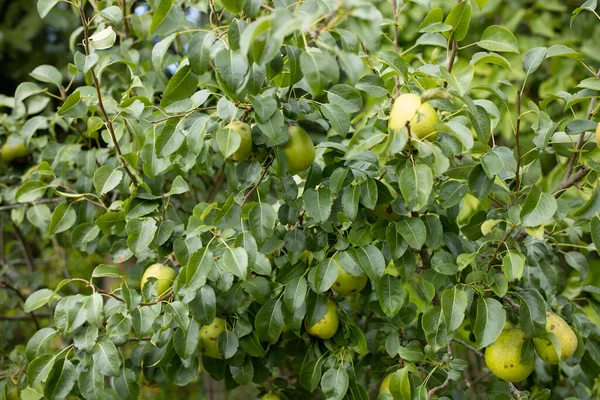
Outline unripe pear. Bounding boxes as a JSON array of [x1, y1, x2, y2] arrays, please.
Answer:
[[332, 260, 367, 296], [389, 93, 439, 140], [1, 139, 29, 164], [227, 120, 253, 161], [596, 122, 600, 148], [533, 312, 578, 364], [365, 203, 401, 222], [141, 263, 176, 296], [260, 394, 281, 400], [305, 298, 339, 339], [280, 126, 315, 174], [485, 328, 534, 382], [199, 317, 228, 359]]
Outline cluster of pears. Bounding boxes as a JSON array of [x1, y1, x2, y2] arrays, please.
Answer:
[[305, 258, 368, 339], [484, 313, 578, 383], [226, 121, 315, 175], [388, 93, 439, 141]]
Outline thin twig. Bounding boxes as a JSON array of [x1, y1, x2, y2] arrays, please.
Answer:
[[241, 158, 274, 205], [501, 295, 520, 311], [513, 90, 522, 203], [428, 376, 451, 398], [0, 312, 51, 321], [207, 167, 226, 203], [0, 198, 63, 211], [484, 226, 516, 273], [443, 41, 458, 89], [78, 1, 138, 187], [391, 0, 399, 52], [452, 339, 484, 359], [12, 224, 36, 273], [0, 281, 41, 329], [507, 382, 522, 400]]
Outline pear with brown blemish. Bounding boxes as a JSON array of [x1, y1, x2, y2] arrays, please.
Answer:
[[485, 328, 534, 382], [305, 298, 339, 339], [533, 312, 578, 364], [199, 317, 228, 359]]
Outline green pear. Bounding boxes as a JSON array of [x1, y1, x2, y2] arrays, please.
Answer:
[[199, 317, 228, 359], [596, 122, 600, 148], [388, 93, 439, 140], [141, 263, 177, 296], [365, 203, 401, 222], [305, 298, 339, 339], [1, 138, 29, 164], [260, 394, 281, 400], [332, 260, 367, 296], [485, 328, 534, 382], [280, 126, 315, 174], [227, 120, 253, 161], [379, 372, 393, 393], [533, 312, 578, 364]]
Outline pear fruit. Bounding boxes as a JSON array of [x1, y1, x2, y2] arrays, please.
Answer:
[[227, 121, 253, 161], [280, 126, 315, 174], [199, 317, 228, 359], [1, 139, 29, 164], [596, 122, 600, 148], [141, 263, 176, 297], [305, 298, 339, 339], [332, 260, 367, 296], [379, 372, 393, 393], [485, 328, 534, 382], [389, 93, 439, 140], [533, 312, 578, 364], [365, 203, 401, 222], [260, 394, 281, 400]]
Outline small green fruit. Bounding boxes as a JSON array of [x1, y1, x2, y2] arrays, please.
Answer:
[[227, 121, 253, 161], [280, 126, 315, 174], [141, 263, 176, 297], [260, 394, 281, 400], [365, 203, 401, 222], [1, 139, 30, 164], [199, 317, 228, 359], [305, 298, 339, 339], [533, 312, 578, 364], [332, 260, 367, 296], [379, 372, 393, 393], [596, 122, 600, 148], [389, 93, 439, 140], [485, 328, 534, 382]]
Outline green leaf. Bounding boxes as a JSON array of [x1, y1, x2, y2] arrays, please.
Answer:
[[377, 274, 404, 317], [215, 50, 249, 95], [48, 204, 76, 235], [300, 50, 339, 96], [377, 51, 408, 80], [321, 367, 349, 400], [93, 166, 124, 196], [160, 65, 198, 107], [222, 246, 248, 279], [26, 328, 57, 361], [218, 330, 239, 359], [471, 52, 512, 70], [591, 216, 600, 255], [284, 276, 307, 313], [37, 0, 59, 18], [441, 288, 467, 332], [443, 1, 472, 41], [474, 297, 506, 349], [399, 164, 433, 211], [112, 368, 139, 400], [22, 116, 48, 145], [28, 354, 56, 386], [397, 218, 426, 249], [30, 64, 62, 89], [502, 251, 525, 282], [355, 245, 385, 283], [126, 218, 157, 255], [515, 289, 547, 338], [565, 119, 598, 135], [78, 362, 104, 400], [216, 127, 241, 159], [389, 367, 411, 400], [221, 0, 246, 14], [188, 32, 216, 75], [248, 203, 276, 245], [44, 358, 77, 400], [304, 187, 333, 223], [150, 0, 174, 34], [314, 258, 339, 293], [322, 103, 350, 137], [254, 299, 283, 344], [16, 180, 48, 202], [91, 264, 121, 278], [522, 47, 547, 77], [477, 25, 520, 53], [468, 165, 493, 200], [327, 84, 363, 113], [24, 289, 58, 313], [92, 338, 121, 377], [520, 186, 557, 227], [156, 118, 185, 157], [422, 306, 449, 351]]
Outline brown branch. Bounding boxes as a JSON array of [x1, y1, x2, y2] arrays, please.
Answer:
[[78, 1, 138, 187], [12, 223, 36, 273], [0, 312, 51, 321], [0, 198, 63, 211], [241, 158, 274, 205], [207, 167, 226, 203], [452, 339, 484, 359], [502, 295, 520, 311], [507, 382, 522, 400], [552, 164, 591, 199], [443, 41, 459, 89], [485, 226, 516, 273], [391, 0, 399, 52], [1, 281, 41, 329], [428, 376, 451, 398]]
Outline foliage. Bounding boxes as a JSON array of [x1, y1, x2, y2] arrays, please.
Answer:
[[1, 0, 600, 399]]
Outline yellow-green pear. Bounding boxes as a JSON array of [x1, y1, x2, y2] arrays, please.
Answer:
[[227, 120, 253, 161], [533, 312, 578, 364], [365, 203, 401, 222], [141, 263, 176, 297], [332, 260, 367, 296], [1, 138, 29, 164], [199, 317, 228, 359], [379, 372, 393, 393], [485, 328, 534, 382], [596, 122, 600, 148], [260, 394, 281, 400], [305, 298, 339, 339], [389, 93, 439, 139], [280, 126, 315, 174]]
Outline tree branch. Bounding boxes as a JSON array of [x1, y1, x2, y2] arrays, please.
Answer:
[[0, 312, 51, 321], [428, 376, 451, 398], [242, 158, 274, 205], [0, 198, 63, 211], [507, 382, 522, 400], [452, 338, 484, 359], [514, 90, 522, 203], [485, 226, 516, 273], [443, 41, 458, 89]]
